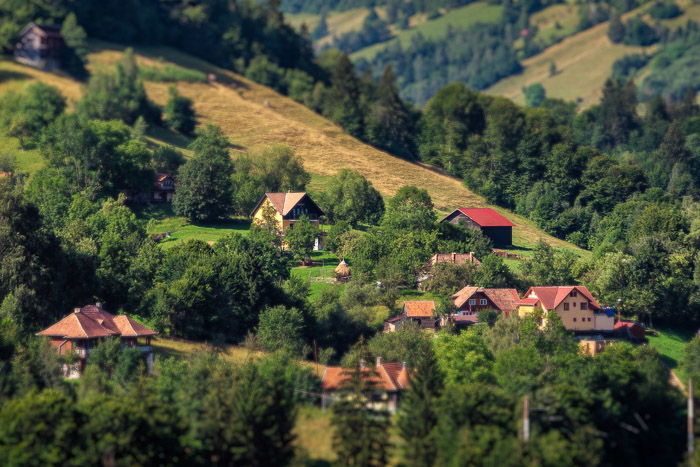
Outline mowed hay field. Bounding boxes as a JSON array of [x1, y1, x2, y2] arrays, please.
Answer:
[[487, 0, 700, 109], [0, 42, 584, 253]]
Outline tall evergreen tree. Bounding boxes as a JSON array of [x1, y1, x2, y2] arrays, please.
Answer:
[[326, 54, 365, 138], [366, 66, 417, 159], [397, 346, 444, 466]]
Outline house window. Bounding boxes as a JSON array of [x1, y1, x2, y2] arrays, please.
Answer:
[[573, 317, 576, 322], [580, 302, 588, 310], [570, 290, 578, 297], [563, 303, 569, 311], [480, 299, 487, 306], [468, 299, 476, 306], [573, 302, 577, 308]]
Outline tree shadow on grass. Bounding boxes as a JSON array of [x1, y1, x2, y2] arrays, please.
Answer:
[[0, 69, 32, 83]]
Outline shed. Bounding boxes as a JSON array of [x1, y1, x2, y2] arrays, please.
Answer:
[[440, 208, 514, 247]]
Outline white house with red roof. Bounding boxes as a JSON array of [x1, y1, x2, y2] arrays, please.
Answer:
[[517, 286, 615, 332], [320, 357, 410, 413], [440, 207, 514, 247], [36, 303, 158, 378]]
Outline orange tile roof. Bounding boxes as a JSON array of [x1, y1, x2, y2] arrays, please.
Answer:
[[37, 304, 158, 339], [321, 361, 410, 392], [452, 287, 519, 312], [524, 286, 601, 310], [403, 301, 436, 317]]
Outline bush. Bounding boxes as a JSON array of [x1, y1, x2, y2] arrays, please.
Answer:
[[139, 64, 207, 83], [649, 1, 682, 20], [623, 17, 660, 46], [611, 53, 650, 82], [164, 86, 196, 136]]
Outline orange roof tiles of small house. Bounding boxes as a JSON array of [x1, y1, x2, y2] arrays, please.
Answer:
[[321, 362, 410, 392], [37, 304, 157, 339], [456, 208, 514, 227], [451, 287, 519, 311], [525, 286, 601, 310], [403, 301, 436, 317], [517, 297, 540, 306]]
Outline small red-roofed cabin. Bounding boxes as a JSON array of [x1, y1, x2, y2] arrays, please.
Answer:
[[153, 173, 175, 202], [384, 301, 436, 332], [36, 303, 158, 378], [440, 208, 514, 247], [321, 357, 410, 413]]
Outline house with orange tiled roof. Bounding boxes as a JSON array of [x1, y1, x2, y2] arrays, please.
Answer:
[[36, 303, 158, 378], [517, 286, 614, 332], [449, 286, 519, 326], [153, 173, 175, 203], [250, 192, 325, 248], [384, 301, 436, 332], [321, 357, 410, 413]]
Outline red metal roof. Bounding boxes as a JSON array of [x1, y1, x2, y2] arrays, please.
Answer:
[[457, 208, 514, 227]]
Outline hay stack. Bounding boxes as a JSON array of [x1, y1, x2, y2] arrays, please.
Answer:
[[335, 259, 351, 282]]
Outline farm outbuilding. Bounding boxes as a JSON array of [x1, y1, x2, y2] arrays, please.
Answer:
[[440, 207, 514, 247]]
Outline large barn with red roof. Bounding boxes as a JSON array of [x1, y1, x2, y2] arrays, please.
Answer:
[[440, 207, 514, 247]]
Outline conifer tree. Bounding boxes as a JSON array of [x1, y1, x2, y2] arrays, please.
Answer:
[[366, 65, 417, 159], [607, 13, 626, 43], [326, 54, 365, 138], [164, 86, 196, 136], [60, 13, 89, 80], [397, 345, 444, 467]]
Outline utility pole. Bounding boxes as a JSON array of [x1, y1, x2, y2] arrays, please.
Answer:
[[523, 395, 530, 443], [689, 378, 695, 455]]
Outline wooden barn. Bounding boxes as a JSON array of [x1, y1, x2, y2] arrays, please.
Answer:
[[14, 23, 65, 71], [440, 208, 514, 247]]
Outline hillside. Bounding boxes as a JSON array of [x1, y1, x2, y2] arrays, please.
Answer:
[[0, 42, 585, 254], [487, 0, 700, 108]]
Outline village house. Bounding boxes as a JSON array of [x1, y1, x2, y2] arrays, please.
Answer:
[[449, 286, 519, 326], [250, 192, 325, 249], [321, 357, 410, 413], [517, 286, 615, 332], [417, 252, 481, 289], [152, 173, 175, 202], [440, 207, 514, 247], [384, 301, 436, 332], [14, 23, 65, 70], [36, 303, 158, 378]]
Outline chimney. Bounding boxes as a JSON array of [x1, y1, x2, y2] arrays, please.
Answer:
[[73, 307, 81, 314], [376, 356, 382, 368]]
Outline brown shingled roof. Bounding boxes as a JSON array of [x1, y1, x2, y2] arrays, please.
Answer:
[[37, 304, 158, 339], [403, 301, 436, 318], [451, 287, 519, 312]]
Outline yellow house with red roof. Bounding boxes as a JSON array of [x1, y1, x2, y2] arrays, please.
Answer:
[[251, 192, 324, 233], [517, 286, 614, 332]]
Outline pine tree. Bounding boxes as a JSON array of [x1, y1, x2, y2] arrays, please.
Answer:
[[607, 13, 626, 43], [366, 65, 417, 159], [331, 361, 391, 466], [326, 54, 365, 138], [397, 346, 444, 466], [60, 13, 89, 80]]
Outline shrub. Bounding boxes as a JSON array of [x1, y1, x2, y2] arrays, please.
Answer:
[[139, 64, 207, 83]]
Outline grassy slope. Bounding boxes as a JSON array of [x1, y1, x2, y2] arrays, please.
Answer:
[[0, 42, 584, 255], [487, 0, 700, 109], [647, 326, 695, 383], [351, 2, 502, 61]]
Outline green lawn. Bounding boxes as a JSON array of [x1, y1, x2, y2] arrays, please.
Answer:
[[0, 134, 44, 174], [647, 325, 696, 383], [351, 2, 502, 61], [147, 214, 251, 248], [291, 250, 342, 298]]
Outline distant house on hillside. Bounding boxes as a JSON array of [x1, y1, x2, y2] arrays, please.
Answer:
[[250, 192, 325, 249], [321, 357, 410, 413], [440, 208, 514, 247], [417, 252, 481, 289], [517, 286, 615, 332], [384, 301, 436, 332], [14, 23, 65, 70], [153, 173, 175, 203], [449, 286, 519, 325], [36, 303, 158, 378]]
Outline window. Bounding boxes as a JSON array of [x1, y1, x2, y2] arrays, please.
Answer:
[[480, 299, 487, 306], [573, 302, 577, 308], [468, 299, 476, 306], [580, 302, 588, 310], [569, 290, 578, 297], [563, 303, 569, 311], [573, 318, 576, 322]]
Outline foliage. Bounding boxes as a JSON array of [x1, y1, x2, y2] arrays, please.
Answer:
[[522, 83, 546, 107], [257, 305, 306, 355], [173, 125, 234, 222], [320, 169, 384, 226], [285, 215, 319, 261], [0, 83, 66, 145], [163, 86, 196, 136], [139, 64, 207, 83]]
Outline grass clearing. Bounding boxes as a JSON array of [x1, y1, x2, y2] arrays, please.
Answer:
[[352, 2, 502, 61], [0, 134, 44, 174], [152, 336, 262, 364], [147, 216, 251, 247], [647, 325, 695, 383], [294, 405, 337, 464]]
